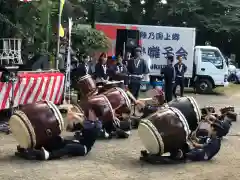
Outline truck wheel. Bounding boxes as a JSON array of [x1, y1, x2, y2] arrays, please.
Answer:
[[196, 79, 213, 94]]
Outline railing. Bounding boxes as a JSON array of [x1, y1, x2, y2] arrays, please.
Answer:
[[0, 38, 22, 65]]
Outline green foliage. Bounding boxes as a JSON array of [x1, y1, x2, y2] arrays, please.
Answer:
[[1, 0, 240, 64], [72, 26, 110, 55]]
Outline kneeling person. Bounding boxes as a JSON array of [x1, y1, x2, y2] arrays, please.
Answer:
[[16, 109, 101, 160]]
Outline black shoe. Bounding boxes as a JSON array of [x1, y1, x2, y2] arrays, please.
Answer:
[[17, 145, 25, 153], [115, 129, 130, 139], [141, 150, 148, 157]]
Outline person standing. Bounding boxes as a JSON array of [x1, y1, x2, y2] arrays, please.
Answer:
[[173, 56, 187, 97], [71, 55, 92, 100], [127, 47, 149, 99], [123, 52, 131, 66], [72, 55, 92, 78], [162, 55, 175, 102]]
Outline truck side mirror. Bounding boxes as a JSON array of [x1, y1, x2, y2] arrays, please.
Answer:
[[225, 56, 229, 66]]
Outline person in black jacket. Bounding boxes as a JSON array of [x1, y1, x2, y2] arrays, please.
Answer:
[[95, 53, 109, 85], [127, 47, 149, 99], [186, 121, 223, 161], [173, 56, 187, 97], [109, 55, 128, 88], [71, 55, 92, 100], [162, 55, 175, 102]]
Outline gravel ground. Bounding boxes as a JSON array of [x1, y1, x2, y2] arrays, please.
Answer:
[[0, 94, 240, 180]]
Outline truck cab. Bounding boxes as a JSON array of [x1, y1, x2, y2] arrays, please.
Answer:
[[194, 46, 229, 93]]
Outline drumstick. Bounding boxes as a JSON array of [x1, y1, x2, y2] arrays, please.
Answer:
[[125, 91, 145, 108], [125, 90, 138, 104]]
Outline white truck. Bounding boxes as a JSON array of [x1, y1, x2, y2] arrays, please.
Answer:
[[96, 23, 229, 93]]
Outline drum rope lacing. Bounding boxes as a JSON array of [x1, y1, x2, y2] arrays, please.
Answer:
[[169, 107, 191, 140], [116, 87, 131, 109], [101, 95, 118, 127], [46, 101, 64, 131], [187, 97, 201, 123]]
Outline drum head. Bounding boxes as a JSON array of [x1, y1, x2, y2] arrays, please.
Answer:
[[9, 111, 36, 148], [138, 119, 164, 155]]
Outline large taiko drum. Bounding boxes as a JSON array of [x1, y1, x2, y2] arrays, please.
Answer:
[[9, 101, 64, 149], [168, 96, 201, 131], [79, 94, 116, 125], [138, 107, 191, 155], [103, 87, 132, 117], [76, 74, 97, 97]]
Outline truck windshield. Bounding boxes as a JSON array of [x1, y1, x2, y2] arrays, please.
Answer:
[[201, 49, 223, 69]]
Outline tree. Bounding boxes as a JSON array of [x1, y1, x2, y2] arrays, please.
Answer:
[[79, 0, 130, 27], [72, 25, 111, 55]]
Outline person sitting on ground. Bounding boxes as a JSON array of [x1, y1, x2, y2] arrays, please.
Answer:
[[17, 109, 101, 160], [186, 120, 223, 161], [218, 114, 232, 137], [67, 107, 131, 139]]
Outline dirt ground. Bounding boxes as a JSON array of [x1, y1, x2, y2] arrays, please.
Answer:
[[0, 93, 240, 180]]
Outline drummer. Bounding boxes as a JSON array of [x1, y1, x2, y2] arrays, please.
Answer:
[[95, 52, 109, 85], [127, 47, 149, 99], [109, 54, 128, 88], [72, 55, 92, 99], [17, 109, 101, 160], [136, 87, 166, 118], [186, 120, 223, 161], [67, 111, 131, 139]]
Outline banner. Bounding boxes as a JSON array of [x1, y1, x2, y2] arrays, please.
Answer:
[[63, 18, 73, 103], [59, 0, 65, 37]]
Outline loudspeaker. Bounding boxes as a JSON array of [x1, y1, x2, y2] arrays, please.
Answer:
[[115, 29, 139, 56]]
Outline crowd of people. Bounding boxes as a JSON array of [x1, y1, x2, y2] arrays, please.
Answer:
[[71, 47, 188, 103], [14, 46, 233, 164]]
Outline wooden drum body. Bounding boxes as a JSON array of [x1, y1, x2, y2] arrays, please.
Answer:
[[9, 101, 64, 149], [77, 74, 97, 97], [138, 107, 190, 155], [168, 96, 201, 131], [79, 94, 115, 125], [103, 87, 132, 117]]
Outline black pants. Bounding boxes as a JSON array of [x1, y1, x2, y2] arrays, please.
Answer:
[[164, 82, 173, 102], [29, 128, 99, 160], [173, 77, 184, 97], [186, 148, 206, 161], [128, 82, 141, 99]]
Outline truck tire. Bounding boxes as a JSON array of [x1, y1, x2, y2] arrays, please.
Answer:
[[196, 79, 213, 94]]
